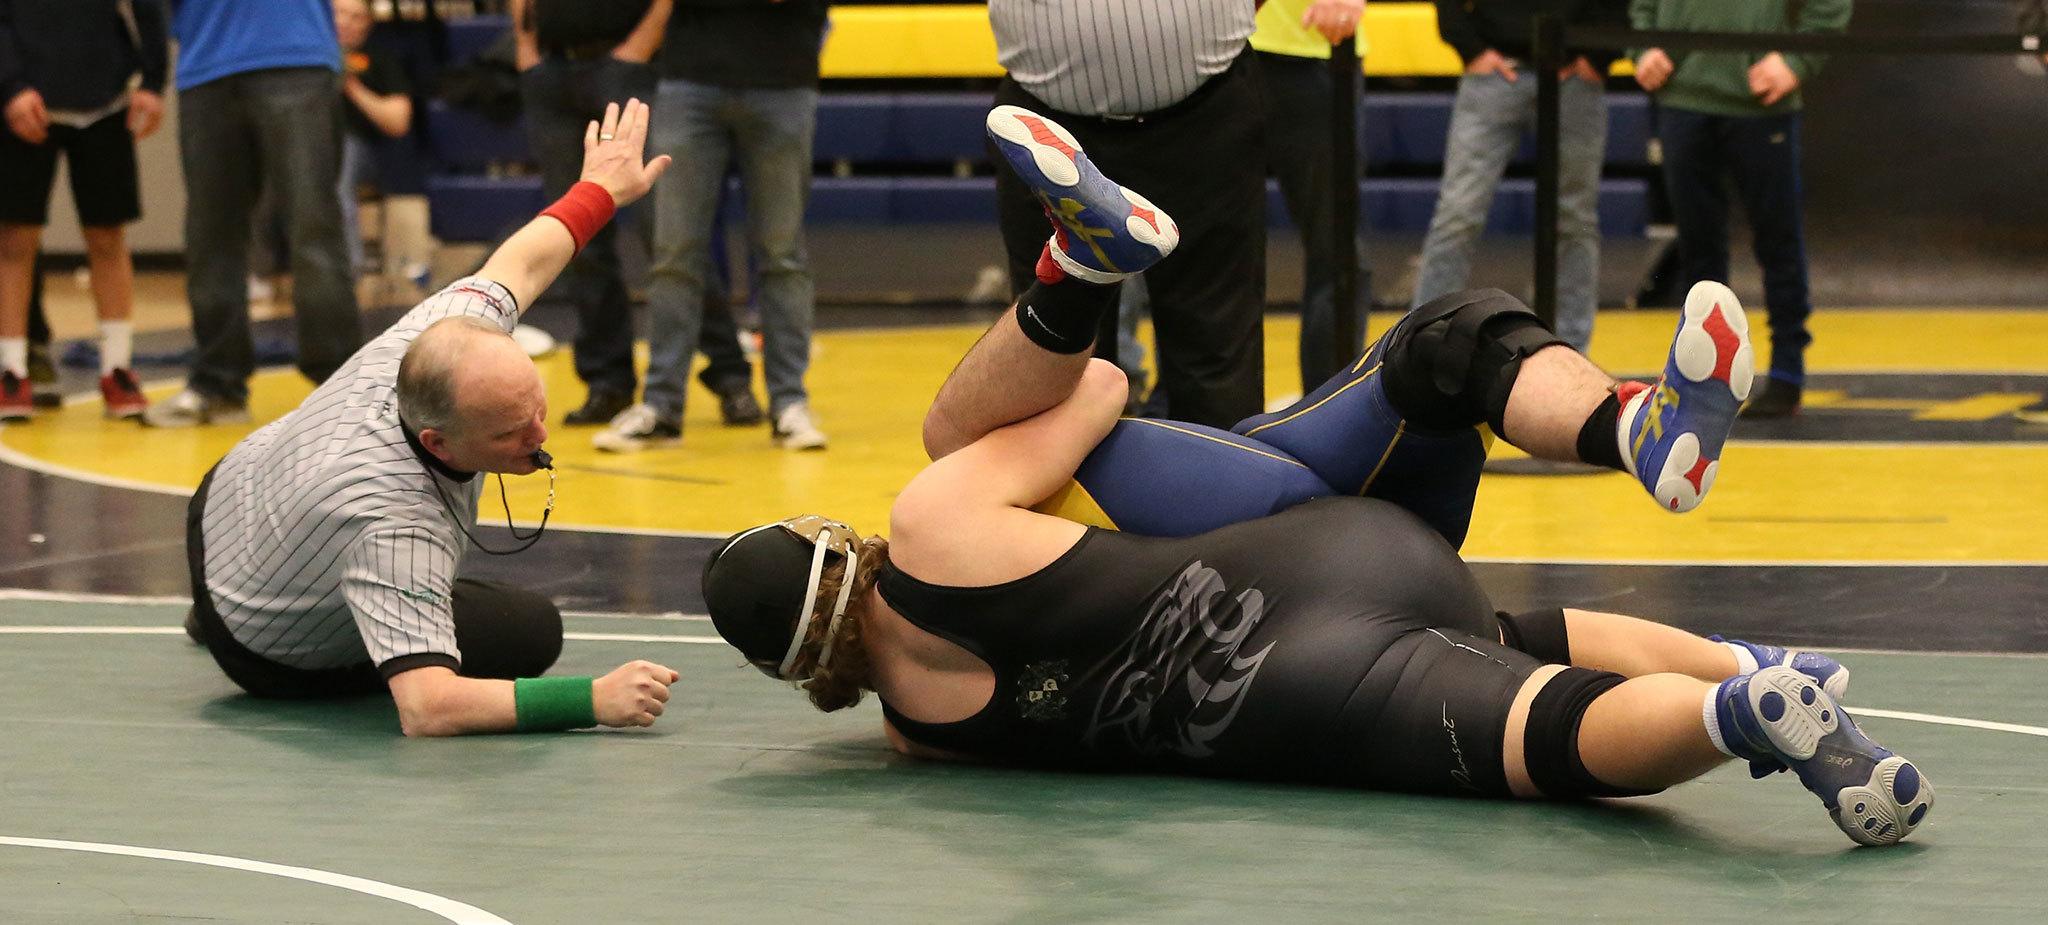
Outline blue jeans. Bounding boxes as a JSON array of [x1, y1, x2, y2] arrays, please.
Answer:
[[338, 133, 375, 274], [643, 79, 817, 423], [1412, 71, 1606, 350], [1658, 107, 1811, 382], [180, 67, 362, 401], [520, 57, 656, 395]]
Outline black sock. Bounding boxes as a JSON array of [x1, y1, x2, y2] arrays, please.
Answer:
[[1574, 390, 1627, 472], [1014, 278, 1119, 354]]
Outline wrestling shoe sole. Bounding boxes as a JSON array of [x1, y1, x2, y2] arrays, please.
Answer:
[[985, 105, 1180, 263], [1834, 755, 1934, 847]]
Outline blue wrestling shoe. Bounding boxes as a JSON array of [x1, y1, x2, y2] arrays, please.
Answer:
[[986, 105, 1179, 282], [1714, 635, 1850, 701], [1620, 281, 1755, 513], [1713, 666, 1934, 847]]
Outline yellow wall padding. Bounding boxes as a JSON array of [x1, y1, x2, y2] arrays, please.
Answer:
[[818, 4, 1631, 79]]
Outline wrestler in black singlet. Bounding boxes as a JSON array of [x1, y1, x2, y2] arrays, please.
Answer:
[[878, 496, 1554, 796]]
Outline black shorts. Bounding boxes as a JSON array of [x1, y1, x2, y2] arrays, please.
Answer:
[[0, 108, 141, 227]]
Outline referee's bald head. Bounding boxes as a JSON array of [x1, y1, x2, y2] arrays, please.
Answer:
[[398, 318, 548, 473]]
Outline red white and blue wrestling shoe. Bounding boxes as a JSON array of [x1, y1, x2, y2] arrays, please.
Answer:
[[1712, 666, 1934, 846], [986, 105, 1179, 283], [1619, 280, 1754, 513]]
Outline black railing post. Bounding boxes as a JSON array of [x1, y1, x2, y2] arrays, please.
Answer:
[[1532, 15, 1564, 329], [1331, 33, 1363, 355]]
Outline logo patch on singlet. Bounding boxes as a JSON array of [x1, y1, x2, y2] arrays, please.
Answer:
[[1016, 661, 1072, 722], [1084, 561, 1274, 759]]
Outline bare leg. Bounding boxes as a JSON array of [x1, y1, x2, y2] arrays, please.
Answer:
[[1576, 674, 1728, 790], [1497, 343, 1617, 461], [922, 303, 1111, 460], [1561, 608, 1740, 681], [1502, 667, 1728, 796], [0, 224, 41, 340], [81, 226, 135, 323]]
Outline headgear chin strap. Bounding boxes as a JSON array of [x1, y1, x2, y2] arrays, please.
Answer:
[[704, 515, 862, 682]]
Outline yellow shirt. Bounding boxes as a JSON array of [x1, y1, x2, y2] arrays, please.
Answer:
[[1250, 0, 1368, 61]]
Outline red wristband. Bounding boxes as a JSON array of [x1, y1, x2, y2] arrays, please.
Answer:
[[539, 181, 617, 253]]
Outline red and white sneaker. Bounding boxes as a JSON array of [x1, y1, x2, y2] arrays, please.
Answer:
[[100, 368, 149, 419], [1618, 281, 1754, 513], [1, 370, 31, 421]]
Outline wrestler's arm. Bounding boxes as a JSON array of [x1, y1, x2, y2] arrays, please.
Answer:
[[476, 99, 670, 313], [892, 359, 1127, 586]]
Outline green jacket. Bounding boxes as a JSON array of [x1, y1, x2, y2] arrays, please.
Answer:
[[1629, 0, 1853, 116]]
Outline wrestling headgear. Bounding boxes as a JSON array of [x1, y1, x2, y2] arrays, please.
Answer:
[[701, 515, 863, 681]]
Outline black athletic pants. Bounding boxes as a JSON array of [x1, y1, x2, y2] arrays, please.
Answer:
[[992, 49, 1269, 429], [186, 468, 563, 699]]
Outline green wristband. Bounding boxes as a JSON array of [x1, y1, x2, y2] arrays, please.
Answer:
[[514, 676, 597, 731]]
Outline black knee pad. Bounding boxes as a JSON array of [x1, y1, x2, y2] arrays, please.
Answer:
[[1382, 289, 1567, 434], [1495, 607, 1570, 664], [1523, 667, 1664, 799]]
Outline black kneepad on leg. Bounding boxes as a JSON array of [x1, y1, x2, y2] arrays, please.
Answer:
[[1524, 667, 1664, 799], [1495, 607, 1570, 664], [1382, 289, 1568, 433]]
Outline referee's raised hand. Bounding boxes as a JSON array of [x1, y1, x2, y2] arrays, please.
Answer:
[[579, 98, 672, 209], [593, 659, 681, 728]]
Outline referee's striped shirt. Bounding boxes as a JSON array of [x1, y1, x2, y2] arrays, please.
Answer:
[[989, 0, 1256, 118], [199, 277, 518, 676]]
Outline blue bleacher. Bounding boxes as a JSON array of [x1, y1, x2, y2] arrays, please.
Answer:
[[424, 78, 1655, 242]]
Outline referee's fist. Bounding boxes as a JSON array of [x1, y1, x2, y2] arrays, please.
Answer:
[[594, 660, 680, 728]]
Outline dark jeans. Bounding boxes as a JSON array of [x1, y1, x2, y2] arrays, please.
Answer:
[[521, 56, 657, 396], [180, 67, 363, 402], [186, 468, 563, 699], [994, 51, 1269, 429], [1659, 107, 1813, 381], [1258, 50, 1371, 391]]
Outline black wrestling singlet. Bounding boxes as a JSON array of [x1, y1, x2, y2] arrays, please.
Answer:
[[876, 496, 1499, 784]]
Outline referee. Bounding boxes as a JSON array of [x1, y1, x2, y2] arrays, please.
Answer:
[[185, 101, 679, 737], [987, 0, 1272, 429]]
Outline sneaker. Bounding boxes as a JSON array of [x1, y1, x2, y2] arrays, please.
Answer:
[[772, 402, 827, 451], [510, 324, 558, 358], [1619, 280, 1754, 513], [985, 105, 1179, 282], [1741, 376, 1803, 419], [592, 403, 682, 453], [563, 387, 633, 426], [1713, 666, 1934, 847], [140, 388, 251, 428], [99, 368, 150, 419], [1, 370, 31, 421], [1713, 635, 1849, 701], [712, 382, 764, 427]]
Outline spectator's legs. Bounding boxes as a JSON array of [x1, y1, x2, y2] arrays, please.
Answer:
[[1261, 50, 1368, 389], [1113, 274, 1150, 394], [1657, 109, 1732, 293], [248, 67, 363, 386], [642, 79, 733, 425], [0, 225, 38, 358], [521, 58, 644, 405], [338, 133, 375, 276], [1412, 73, 1526, 310], [1554, 78, 1609, 350], [729, 85, 819, 418], [179, 75, 262, 404], [1728, 112, 1812, 385]]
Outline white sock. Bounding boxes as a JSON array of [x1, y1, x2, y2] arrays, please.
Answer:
[[1613, 386, 1650, 477], [1701, 687, 1739, 758], [1723, 640, 1761, 675], [0, 337, 25, 378], [1046, 236, 1131, 285], [99, 321, 133, 374]]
